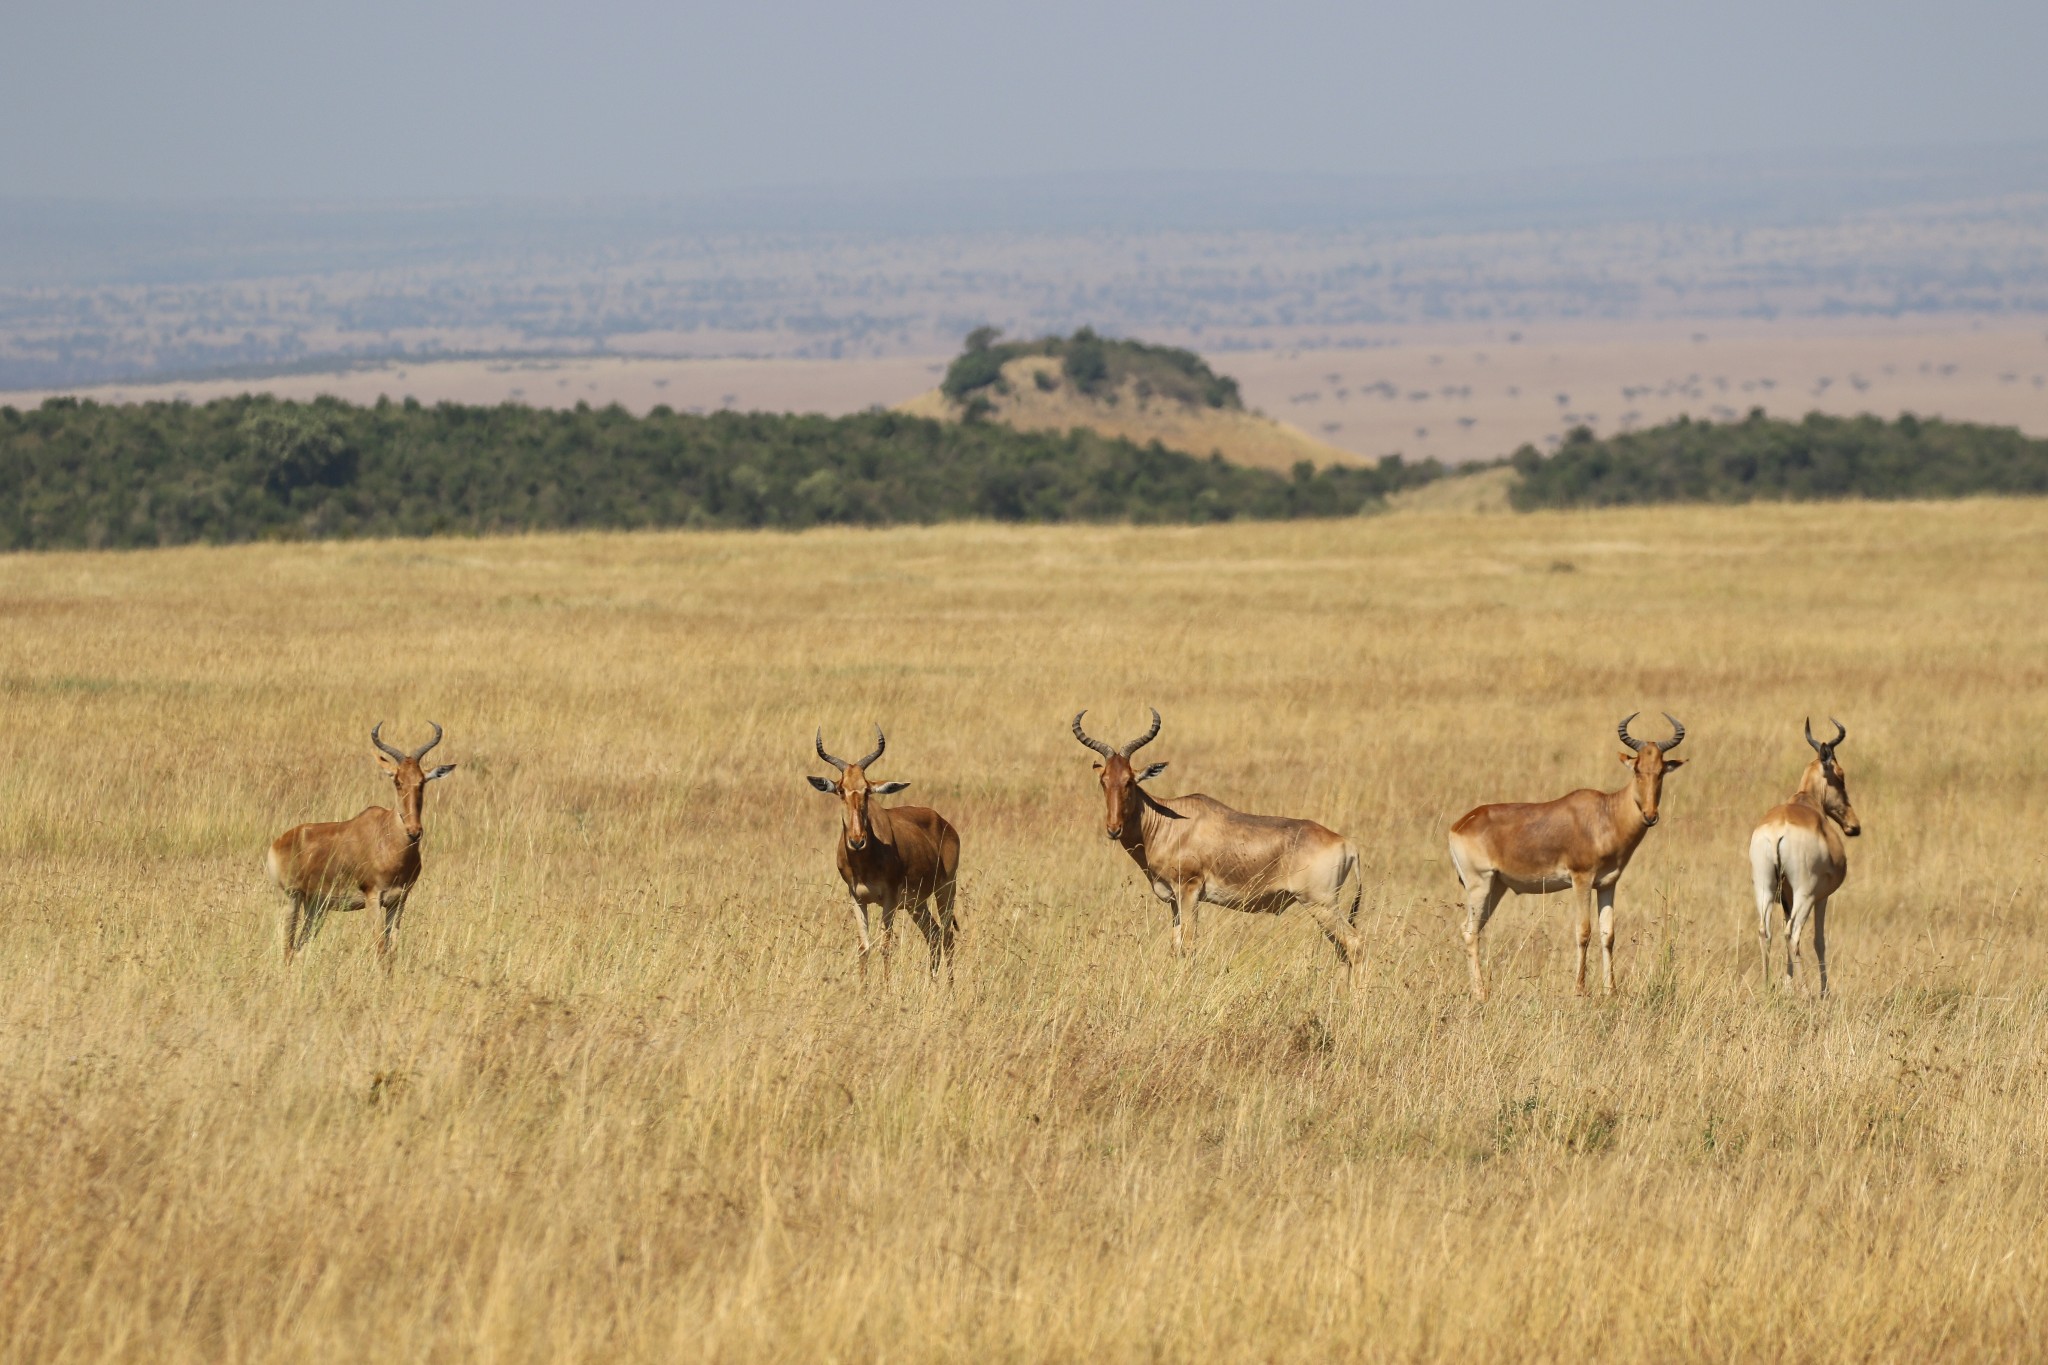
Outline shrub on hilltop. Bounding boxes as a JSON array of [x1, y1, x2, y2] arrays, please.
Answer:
[[940, 327, 1243, 410]]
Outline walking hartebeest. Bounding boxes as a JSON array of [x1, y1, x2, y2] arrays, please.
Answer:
[[1071, 709, 1366, 985], [1447, 713, 1686, 1000], [807, 725, 961, 983], [1749, 718, 1860, 996], [267, 723, 457, 964]]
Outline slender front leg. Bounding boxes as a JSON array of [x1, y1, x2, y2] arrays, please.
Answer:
[[1173, 882, 1202, 957], [847, 897, 874, 982], [1596, 884, 1618, 995], [379, 890, 409, 968], [1811, 898, 1830, 998], [879, 900, 899, 983], [1572, 877, 1595, 996], [1463, 876, 1506, 1002]]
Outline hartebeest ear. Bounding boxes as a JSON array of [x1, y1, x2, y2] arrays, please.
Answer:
[[425, 764, 457, 782], [1619, 752, 1636, 766], [1662, 757, 1685, 771], [871, 780, 910, 795], [1136, 761, 1169, 783], [805, 775, 836, 793], [374, 752, 400, 772]]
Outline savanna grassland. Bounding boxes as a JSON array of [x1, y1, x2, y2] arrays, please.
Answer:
[[2, 501, 2046, 1362]]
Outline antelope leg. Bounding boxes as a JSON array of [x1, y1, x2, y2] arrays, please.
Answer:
[[1811, 898, 1830, 999], [1596, 884, 1618, 995], [847, 897, 873, 982], [1572, 878, 1595, 996], [1463, 876, 1506, 1002]]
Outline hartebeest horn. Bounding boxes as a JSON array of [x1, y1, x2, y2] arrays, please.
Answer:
[[1805, 716, 1846, 758], [1619, 712, 1685, 754], [856, 725, 885, 771], [410, 722, 444, 761], [1072, 711, 1115, 759], [1121, 707, 1162, 757], [371, 723, 408, 762], [815, 728, 848, 773]]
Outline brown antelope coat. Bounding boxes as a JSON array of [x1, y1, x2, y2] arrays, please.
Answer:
[[1749, 718, 1860, 995], [1073, 709, 1365, 985], [808, 726, 961, 982], [267, 723, 456, 963], [1448, 713, 1685, 1000]]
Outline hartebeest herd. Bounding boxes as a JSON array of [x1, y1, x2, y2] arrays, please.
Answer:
[[267, 708, 1864, 997]]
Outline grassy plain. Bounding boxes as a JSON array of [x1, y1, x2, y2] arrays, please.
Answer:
[[1, 501, 2045, 1361]]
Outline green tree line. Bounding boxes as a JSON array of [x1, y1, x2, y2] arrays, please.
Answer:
[[0, 395, 1442, 551], [1511, 410, 2048, 508]]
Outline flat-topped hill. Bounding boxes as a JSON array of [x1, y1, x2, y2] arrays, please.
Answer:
[[896, 328, 1356, 472]]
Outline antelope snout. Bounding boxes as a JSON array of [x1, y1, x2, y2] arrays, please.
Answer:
[[1641, 812, 1659, 827]]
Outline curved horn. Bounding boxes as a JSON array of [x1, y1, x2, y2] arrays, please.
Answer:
[[1617, 713, 1644, 753], [814, 728, 847, 773], [371, 723, 408, 762], [410, 721, 444, 760], [855, 724, 885, 771], [1828, 716, 1846, 747], [1656, 712, 1685, 753], [1805, 716, 1845, 757], [1120, 707, 1162, 757], [1072, 710, 1114, 758]]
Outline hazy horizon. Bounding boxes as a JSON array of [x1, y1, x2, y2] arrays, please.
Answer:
[[6, 0, 2046, 200]]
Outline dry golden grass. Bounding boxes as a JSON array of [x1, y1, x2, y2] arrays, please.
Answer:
[[2, 501, 2046, 1362]]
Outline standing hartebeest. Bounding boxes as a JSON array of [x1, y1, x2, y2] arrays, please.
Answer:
[[1749, 718, 1860, 996], [807, 725, 961, 983], [1447, 713, 1686, 1000], [1071, 709, 1366, 985], [267, 723, 457, 964]]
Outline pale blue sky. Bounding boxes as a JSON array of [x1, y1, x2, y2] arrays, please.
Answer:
[[3, 0, 2045, 199]]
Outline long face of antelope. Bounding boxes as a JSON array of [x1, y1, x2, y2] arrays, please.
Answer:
[[1616, 714, 1686, 827], [806, 739, 909, 853], [838, 768, 875, 852], [1621, 745, 1682, 826], [1822, 758, 1860, 837], [1096, 754, 1137, 841], [373, 742, 456, 841]]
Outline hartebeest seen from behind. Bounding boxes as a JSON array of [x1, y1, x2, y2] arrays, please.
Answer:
[[1750, 718, 1860, 996], [807, 725, 961, 983], [267, 723, 457, 964], [1447, 713, 1686, 1000], [1072, 708, 1367, 986]]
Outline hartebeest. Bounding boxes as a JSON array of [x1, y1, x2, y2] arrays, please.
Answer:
[[1071, 709, 1366, 985], [1447, 713, 1686, 1000], [267, 723, 457, 963], [1749, 718, 1860, 996], [807, 725, 961, 983]]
